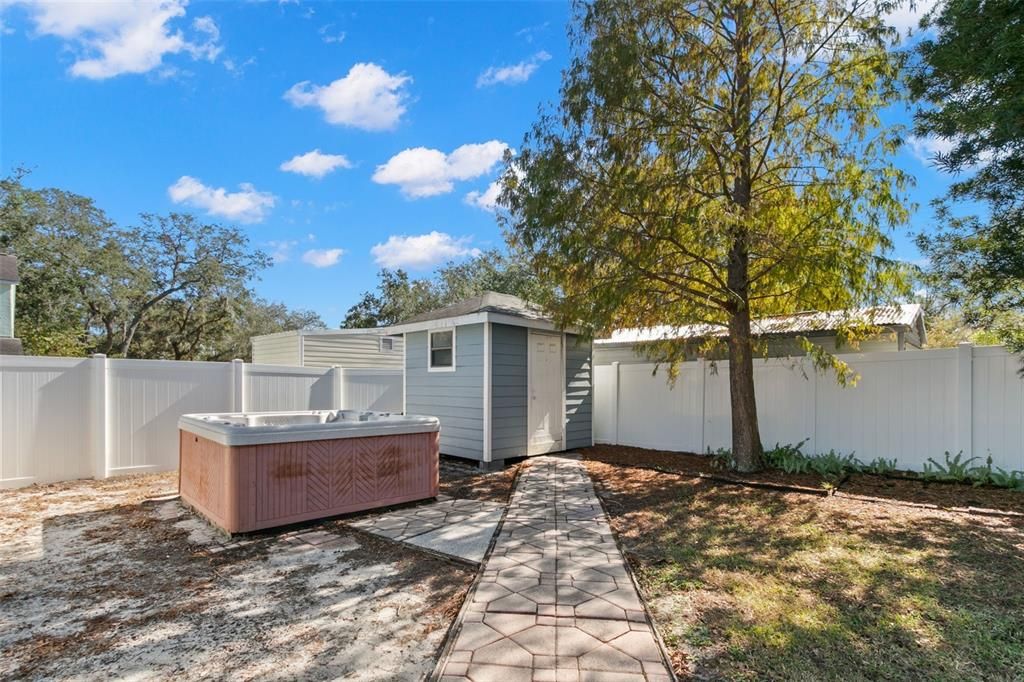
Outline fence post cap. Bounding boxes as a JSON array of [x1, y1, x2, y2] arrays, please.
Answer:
[[91, 353, 106, 359], [232, 358, 244, 364]]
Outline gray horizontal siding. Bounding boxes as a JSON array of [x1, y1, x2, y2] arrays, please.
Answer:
[[491, 323, 528, 460], [302, 334, 404, 368], [251, 333, 301, 366], [405, 324, 484, 460], [565, 334, 593, 449]]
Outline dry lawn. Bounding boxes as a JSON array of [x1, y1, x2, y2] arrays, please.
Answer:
[[582, 448, 1024, 681]]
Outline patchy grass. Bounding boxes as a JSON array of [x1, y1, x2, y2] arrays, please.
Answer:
[[583, 451, 1024, 681]]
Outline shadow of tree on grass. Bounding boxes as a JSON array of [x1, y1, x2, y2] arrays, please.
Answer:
[[587, 460, 1024, 681]]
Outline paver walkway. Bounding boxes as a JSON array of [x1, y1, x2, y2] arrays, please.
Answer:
[[348, 496, 505, 563], [437, 456, 673, 682]]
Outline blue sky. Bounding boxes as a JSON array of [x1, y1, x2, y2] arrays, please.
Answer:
[[3, 0, 950, 326]]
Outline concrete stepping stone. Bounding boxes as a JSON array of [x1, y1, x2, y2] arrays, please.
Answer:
[[436, 456, 674, 682], [348, 495, 505, 563]]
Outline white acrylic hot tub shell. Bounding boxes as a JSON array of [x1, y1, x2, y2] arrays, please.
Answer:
[[178, 410, 440, 447]]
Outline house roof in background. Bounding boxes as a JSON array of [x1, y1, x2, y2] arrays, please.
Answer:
[[400, 292, 550, 324], [597, 304, 926, 346]]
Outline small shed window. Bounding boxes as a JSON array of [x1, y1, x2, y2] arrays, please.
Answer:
[[428, 329, 455, 371], [379, 336, 395, 352]]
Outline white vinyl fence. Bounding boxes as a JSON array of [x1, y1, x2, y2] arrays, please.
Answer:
[[0, 355, 403, 488], [594, 344, 1024, 473]]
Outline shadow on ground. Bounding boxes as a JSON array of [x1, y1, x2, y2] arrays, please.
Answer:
[[0, 473, 474, 680], [585, 458, 1024, 681]]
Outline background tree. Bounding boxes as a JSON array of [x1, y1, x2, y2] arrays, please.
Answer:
[[343, 249, 546, 327], [1, 173, 319, 359], [502, 0, 910, 470], [92, 213, 271, 357], [909, 0, 1024, 353]]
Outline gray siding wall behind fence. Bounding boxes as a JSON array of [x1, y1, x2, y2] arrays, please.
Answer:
[[302, 335, 404, 368], [565, 334, 593, 449], [251, 333, 301, 366], [491, 323, 528, 460], [405, 324, 485, 460]]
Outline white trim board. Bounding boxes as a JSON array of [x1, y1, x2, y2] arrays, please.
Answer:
[[483, 321, 492, 462]]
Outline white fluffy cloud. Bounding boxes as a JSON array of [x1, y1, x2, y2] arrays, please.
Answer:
[[477, 51, 551, 87], [284, 63, 411, 131], [280, 149, 353, 178], [885, 0, 939, 34], [167, 176, 275, 223], [906, 135, 955, 164], [372, 141, 508, 198], [301, 248, 345, 268], [20, 0, 222, 79], [267, 239, 298, 263], [464, 180, 501, 212], [371, 231, 481, 269]]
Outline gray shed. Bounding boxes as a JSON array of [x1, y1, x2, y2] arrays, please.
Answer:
[[387, 292, 593, 469]]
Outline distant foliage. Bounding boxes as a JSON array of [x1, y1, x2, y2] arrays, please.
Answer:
[[0, 170, 323, 360], [342, 249, 548, 328]]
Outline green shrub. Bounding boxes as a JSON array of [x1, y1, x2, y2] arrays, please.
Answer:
[[858, 457, 898, 476], [923, 451, 980, 483], [763, 441, 811, 474], [809, 449, 858, 481], [708, 447, 735, 471]]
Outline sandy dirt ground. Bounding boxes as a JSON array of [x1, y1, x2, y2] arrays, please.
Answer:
[[0, 471, 479, 680]]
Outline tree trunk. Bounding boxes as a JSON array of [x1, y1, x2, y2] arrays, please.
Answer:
[[725, 1, 763, 472], [726, 305, 764, 472]]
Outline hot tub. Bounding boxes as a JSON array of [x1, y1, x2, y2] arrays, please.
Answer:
[[178, 410, 440, 534]]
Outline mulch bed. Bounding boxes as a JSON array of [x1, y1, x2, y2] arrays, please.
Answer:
[[579, 444, 832, 492], [579, 444, 1024, 515], [438, 456, 522, 503]]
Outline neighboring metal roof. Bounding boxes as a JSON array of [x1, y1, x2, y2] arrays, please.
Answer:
[[0, 254, 18, 284], [399, 291, 550, 324], [597, 304, 926, 345]]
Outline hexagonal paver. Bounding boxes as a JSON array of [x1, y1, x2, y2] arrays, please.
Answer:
[[437, 457, 673, 681]]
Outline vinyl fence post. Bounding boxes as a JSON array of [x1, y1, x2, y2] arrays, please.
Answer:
[[610, 361, 620, 445], [698, 357, 707, 455], [232, 359, 245, 413], [956, 342, 974, 458], [91, 353, 110, 479], [332, 365, 344, 410]]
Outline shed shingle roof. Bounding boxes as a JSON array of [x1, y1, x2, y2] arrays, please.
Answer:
[[399, 292, 550, 324]]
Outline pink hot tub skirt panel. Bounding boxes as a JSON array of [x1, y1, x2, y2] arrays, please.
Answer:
[[179, 430, 440, 533]]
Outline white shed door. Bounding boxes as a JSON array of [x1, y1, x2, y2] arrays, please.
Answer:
[[528, 331, 563, 455]]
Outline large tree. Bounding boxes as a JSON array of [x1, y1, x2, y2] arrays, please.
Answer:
[[1, 173, 318, 359], [909, 0, 1024, 352], [502, 0, 910, 470], [343, 249, 546, 327]]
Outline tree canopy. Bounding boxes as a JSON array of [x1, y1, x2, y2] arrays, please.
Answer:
[[1, 172, 323, 359], [343, 249, 547, 328], [501, 0, 911, 469], [909, 0, 1024, 353]]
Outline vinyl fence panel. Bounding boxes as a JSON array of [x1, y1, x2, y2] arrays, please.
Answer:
[[0, 356, 93, 487], [1, 356, 405, 488], [595, 344, 1024, 473]]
